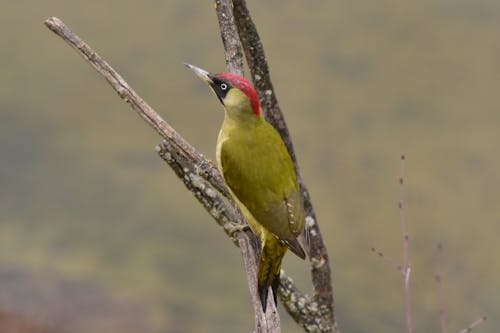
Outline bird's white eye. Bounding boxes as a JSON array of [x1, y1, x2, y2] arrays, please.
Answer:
[[221, 83, 228, 90]]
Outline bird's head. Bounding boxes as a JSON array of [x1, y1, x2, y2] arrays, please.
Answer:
[[185, 63, 261, 117]]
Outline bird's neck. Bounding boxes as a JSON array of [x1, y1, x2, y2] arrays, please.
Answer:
[[222, 106, 261, 130], [216, 109, 261, 165]]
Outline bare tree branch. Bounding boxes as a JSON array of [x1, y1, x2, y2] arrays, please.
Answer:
[[229, 1, 337, 331], [44, 17, 226, 196], [44, 3, 336, 330], [44, 16, 280, 332], [216, 1, 338, 330], [213, 1, 282, 330], [157, 137, 280, 331], [214, 0, 244, 76]]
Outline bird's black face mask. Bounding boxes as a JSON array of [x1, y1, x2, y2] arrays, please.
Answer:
[[208, 75, 232, 105]]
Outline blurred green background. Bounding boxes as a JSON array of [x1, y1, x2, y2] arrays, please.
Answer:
[[1, 1, 499, 332]]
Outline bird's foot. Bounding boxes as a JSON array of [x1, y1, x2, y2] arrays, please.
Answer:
[[225, 222, 250, 236]]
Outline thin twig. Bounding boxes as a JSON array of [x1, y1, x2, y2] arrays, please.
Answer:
[[399, 155, 413, 333], [370, 247, 404, 277], [435, 243, 448, 333], [434, 244, 486, 333], [372, 157, 486, 333], [456, 316, 487, 333]]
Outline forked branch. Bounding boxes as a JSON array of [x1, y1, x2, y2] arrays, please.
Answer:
[[44, 16, 279, 332], [45, 1, 336, 330], [227, 1, 336, 331]]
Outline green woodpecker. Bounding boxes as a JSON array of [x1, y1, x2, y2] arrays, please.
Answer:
[[185, 64, 306, 312]]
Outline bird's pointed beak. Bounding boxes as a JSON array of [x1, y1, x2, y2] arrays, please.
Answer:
[[184, 63, 214, 84]]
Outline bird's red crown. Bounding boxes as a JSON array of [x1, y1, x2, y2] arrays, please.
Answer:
[[218, 72, 261, 116]]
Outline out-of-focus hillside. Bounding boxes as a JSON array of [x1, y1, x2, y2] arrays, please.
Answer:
[[0, 1, 499, 332]]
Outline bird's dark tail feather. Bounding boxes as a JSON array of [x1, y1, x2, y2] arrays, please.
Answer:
[[258, 260, 281, 313], [257, 239, 286, 313], [258, 267, 271, 312]]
